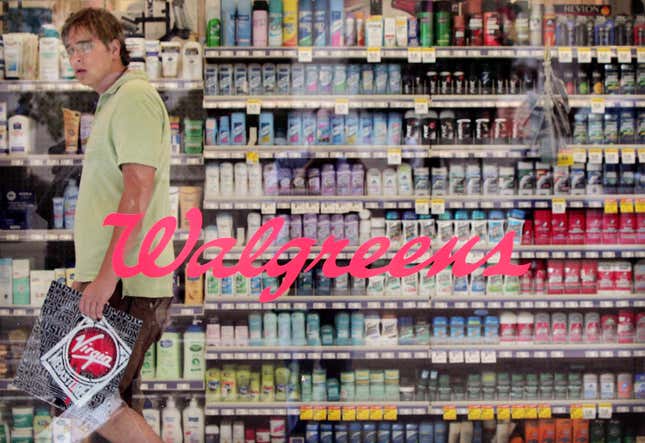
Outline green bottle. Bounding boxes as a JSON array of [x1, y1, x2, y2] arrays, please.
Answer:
[[207, 18, 221, 47], [417, 0, 434, 47]]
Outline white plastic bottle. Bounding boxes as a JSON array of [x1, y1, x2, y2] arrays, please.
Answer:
[[142, 399, 161, 437], [39, 25, 60, 81], [182, 398, 205, 443], [161, 397, 182, 443], [183, 320, 206, 381], [63, 179, 79, 230]]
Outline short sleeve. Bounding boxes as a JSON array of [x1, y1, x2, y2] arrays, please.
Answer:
[[111, 83, 166, 169]]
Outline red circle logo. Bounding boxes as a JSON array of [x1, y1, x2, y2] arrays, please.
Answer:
[[66, 326, 117, 380]]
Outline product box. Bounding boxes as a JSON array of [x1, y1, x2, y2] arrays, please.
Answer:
[[602, 213, 619, 244], [233, 421, 245, 443], [551, 213, 568, 245], [564, 261, 581, 294], [538, 420, 556, 443], [525, 420, 539, 443], [0, 258, 12, 306], [547, 260, 564, 294], [555, 419, 572, 443], [613, 261, 633, 292], [572, 420, 589, 443], [1, 189, 36, 230], [580, 260, 598, 294], [619, 212, 636, 244], [635, 260, 645, 293], [634, 374, 645, 399], [567, 210, 585, 244], [585, 210, 603, 244], [533, 210, 552, 245], [597, 262, 614, 292], [12, 258, 30, 305], [29, 270, 54, 307]]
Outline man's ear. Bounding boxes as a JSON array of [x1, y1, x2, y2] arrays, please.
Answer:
[[110, 39, 121, 59]]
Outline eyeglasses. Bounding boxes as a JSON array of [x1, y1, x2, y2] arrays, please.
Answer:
[[65, 39, 95, 57]]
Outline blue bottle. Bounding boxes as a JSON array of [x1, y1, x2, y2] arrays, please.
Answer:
[[299, 0, 314, 46], [259, 112, 274, 145], [288, 111, 303, 145], [331, 115, 345, 145], [218, 115, 230, 145], [359, 111, 373, 145], [221, 0, 237, 46], [313, 0, 329, 46], [236, 0, 252, 46], [231, 112, 247, 145]]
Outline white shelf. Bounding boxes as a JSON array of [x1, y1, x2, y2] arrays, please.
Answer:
[[205, 401, 428, 417], [203, 95, 427, 109], [203, 46, 546, 60], [0, 154, 202, 167], [0, 229, 200, 242], [0, 79, 202, 93], [206, 345, 428, 361]]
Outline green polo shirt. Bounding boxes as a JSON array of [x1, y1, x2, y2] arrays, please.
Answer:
[[74, 70, 174, 298]]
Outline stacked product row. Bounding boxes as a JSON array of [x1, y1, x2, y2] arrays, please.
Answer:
[[205, 310, 645, 347], [202, 364, 644, 403], [203, 159, 645, 198]]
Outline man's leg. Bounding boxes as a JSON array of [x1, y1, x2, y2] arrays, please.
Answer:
[[91, 290, 171, 441]]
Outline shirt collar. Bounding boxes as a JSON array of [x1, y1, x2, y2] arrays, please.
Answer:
[[101, 69, 149, 97]]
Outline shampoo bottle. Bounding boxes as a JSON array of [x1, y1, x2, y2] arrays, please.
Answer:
[[156, 326, 182, 379], [283, 0, 299, 46], [142, 399, 161, 436], [252, 0, 269, 46], [161, 397, 182, 443], [183, 320, 206, 381], [182, 398, 205, 443]]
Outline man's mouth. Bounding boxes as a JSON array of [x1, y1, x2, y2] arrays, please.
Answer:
[[75, 69, 87, 75]]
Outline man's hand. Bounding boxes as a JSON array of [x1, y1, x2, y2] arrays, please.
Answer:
[[79, 277, 116, 320]]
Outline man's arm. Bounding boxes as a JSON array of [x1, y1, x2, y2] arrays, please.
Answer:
[[79, 163, 156, 320]]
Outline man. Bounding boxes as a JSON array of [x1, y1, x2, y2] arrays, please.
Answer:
[[62, 7, 174, 442]]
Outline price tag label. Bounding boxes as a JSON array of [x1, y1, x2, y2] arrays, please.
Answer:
[[538, 405, 552, 419], [639, 148, 645, 161], [367, 47, 382, 63], [327, 406, 341, 421], [369, 406, 384, 420], [591, 97, 606, 114], [558, 47, 573, 62], [443, 406, 457, 421], [357, 406, 370, 421], [422, 48, 437, 63], [246, 151, 259, 164], [383, 405, 397, 421], [604, 199, 618, 214], [589, 148, 603, 164], [557, 151, 574, 166], [570, 404, 583, 420], [335, 99, 349, 115], [342, 406, 356, 421], [636, 199, 645, 213], [431, 350, 447, 364], [246, 99, 261, 115], [617, 47, 632, 63], [408, 48, 422, 63], [605, 148, 619, 164], [481, 351, 496, 363], [431, 198, 445, 215], [639, 48, 645, 63], [525, 405, 538, 419], [620, 198, 634, 213], [497, 406, 511, 421], [552, 198, 567, 214], [597, 47, 612, 63], [468, 406, 482, 421], [573, 148, 587, 163], [598, 403, 612, 419], [261, 202, 276, 214], [300, 406, 314, 420], [387, 148, 402, 165], [583, 404, 597, 420], [414, 98, 429, 114], [577, 47, 592, 63], [415, 199, 430, 215], [622, 149, 636, 164], [511, 405, 526, 420], [314, 406, 327, 421], [449, 350, 464, 363], [465, 350, 480, 363], [298, 47, 313, 62], [481, 406, 495, 420]]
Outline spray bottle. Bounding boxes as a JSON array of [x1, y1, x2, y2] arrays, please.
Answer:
[[268, 0, 283, 46]]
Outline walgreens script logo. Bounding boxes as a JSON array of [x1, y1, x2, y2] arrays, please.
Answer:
[[105, 208, 529, 303], [67, 327, 117, 380], [41, 319, 131, 406]]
